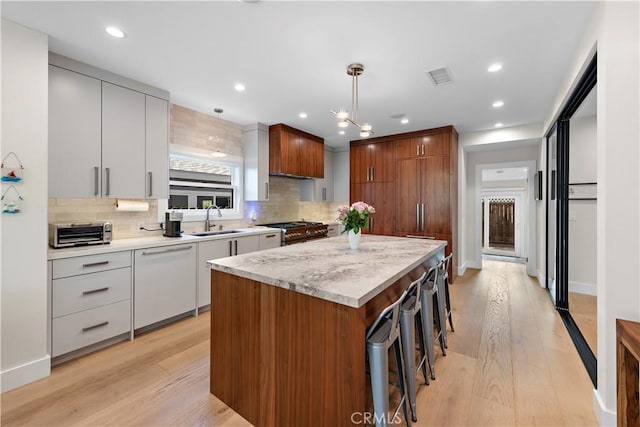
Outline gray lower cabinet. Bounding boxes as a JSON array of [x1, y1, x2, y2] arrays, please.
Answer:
[[51, 251, 132, 358], [197, 235, 261, 307], [134, 244, 197, 329]]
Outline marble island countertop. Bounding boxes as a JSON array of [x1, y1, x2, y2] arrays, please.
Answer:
[[208, 234, 446, 308]]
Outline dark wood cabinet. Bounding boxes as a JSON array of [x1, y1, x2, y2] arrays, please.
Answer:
[[350, 142, 395, 183], [396, 155, 449, 237], [350, 182, 394, 236], [269, 124, 324, 178], [349, 125, 458, 281]]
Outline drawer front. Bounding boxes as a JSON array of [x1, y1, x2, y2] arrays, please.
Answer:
[[53, 251, 131, 279], [259, 232, 281, 250], [52, 267, 131, 317], [52, 299, 131, 357]]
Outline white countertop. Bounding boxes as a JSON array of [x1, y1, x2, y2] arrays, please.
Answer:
[[47, 227, 278, 260], [208, 234, 446, 308]]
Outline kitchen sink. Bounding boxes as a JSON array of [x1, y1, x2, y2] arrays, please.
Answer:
[[188, 230, 244, 237]]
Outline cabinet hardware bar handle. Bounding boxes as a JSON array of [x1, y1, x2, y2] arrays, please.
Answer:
[[148, 171, 152, 197], [422, 145, 425, 156], [371, 167, 374, 181], [82, 321, 109, 332], [142, 246, 192, 256], [83, 287, 110, 295], [370, 216, 374, 233], [94, 166, 99, 196], [265, 182, 269, 199], [105, 167, 111, 196], [416, 204, 420, 230], [229, 240, 233, 257], [234, 240, 238, 256], [83, 261, 109, 268], [322, 187, 327, 201], [417, 145, 420, 156], [406, 235, 435, 239], [265, 234, 277, 238], [421, 203, 425, 231]]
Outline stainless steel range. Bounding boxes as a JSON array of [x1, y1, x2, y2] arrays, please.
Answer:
[[261, 221, 329, 245]]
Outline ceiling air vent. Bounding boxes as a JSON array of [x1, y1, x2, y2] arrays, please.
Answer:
[[426, 66, 453, 86]]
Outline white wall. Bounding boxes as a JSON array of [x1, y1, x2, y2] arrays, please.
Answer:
[[464, 145, 539, 269], [568, 116, 597, 294], [1, 20, 50, 391], [536, 140, 546, 286], [333, 148, 349, 203], [543, 2, 640, 423]]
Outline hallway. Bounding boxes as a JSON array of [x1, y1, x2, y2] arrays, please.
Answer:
[[1, 261, 597, 426], [413, 260, 596, 425]]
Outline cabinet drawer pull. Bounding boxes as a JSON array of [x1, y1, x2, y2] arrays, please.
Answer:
[[234, 240, 238, 256], [265, 182, 269, 199], [421, 145, 425, 156], [371, 167, 374, 181], [417, 145, 420, 156], [265, 234, 277, 238], [83, 261, 110, 268], [416, 204, 420, 230], [229, 240, 233, 256], [142, 246, 192, 256], [406, 235, 436, 240], [148, 171, 153, 197], [82, 321, 109, 332], [322, 187, 327, 201], [420, 203, 425, 232], [82, 287, 110, 295]]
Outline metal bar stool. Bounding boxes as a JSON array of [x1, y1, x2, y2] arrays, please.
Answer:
[[399, 268, 436, 422], [440, 252, 455, 332], [366, 289, 412, 427], [420, 264, 446, 381]]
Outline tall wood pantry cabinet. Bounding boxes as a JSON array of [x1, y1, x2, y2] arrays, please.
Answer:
[[350, 126, 458, 282]]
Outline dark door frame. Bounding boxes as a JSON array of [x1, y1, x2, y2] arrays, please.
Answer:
[[545, 53, 597, 386]]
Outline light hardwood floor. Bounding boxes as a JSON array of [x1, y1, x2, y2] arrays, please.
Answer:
[[1, 260, 596, 426], [569, 291, 597, 356]]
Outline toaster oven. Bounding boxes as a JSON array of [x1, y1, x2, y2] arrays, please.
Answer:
[[49, 222, 113, 248]]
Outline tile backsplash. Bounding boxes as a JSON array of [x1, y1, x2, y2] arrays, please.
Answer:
[[48, 178, 347, 240]]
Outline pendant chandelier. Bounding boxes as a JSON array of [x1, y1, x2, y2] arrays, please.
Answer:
[[331, 63, 373, 137]]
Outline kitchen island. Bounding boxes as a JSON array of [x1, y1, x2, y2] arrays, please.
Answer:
[[207, 234, 446, 426]]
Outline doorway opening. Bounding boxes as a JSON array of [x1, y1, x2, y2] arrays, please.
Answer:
[[475, 161, 536, 272]]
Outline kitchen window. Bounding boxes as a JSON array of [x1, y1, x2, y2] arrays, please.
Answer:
[[157, 145, 244, 222]]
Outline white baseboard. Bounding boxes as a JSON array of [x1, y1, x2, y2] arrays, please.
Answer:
[[537, 271, 545, 288], [593, 389, 616, 426], [457, 262, 467, 276], [1, 355, 50, 392], [466, 260, 482, 270], [569, 280, 597, 296]]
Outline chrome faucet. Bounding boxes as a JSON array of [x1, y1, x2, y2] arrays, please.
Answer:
[[205, 205, 222, 231]]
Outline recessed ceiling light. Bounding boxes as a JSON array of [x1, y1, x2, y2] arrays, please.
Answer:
[[360, 131, 370, 138], [298, 112, 307, 119], [105, 26, 125, 38], [492, 100, 504, 108], [494, 122, 504, 128], [400, 118, 409, 124], [339, 130, 345, 135], [234, 83, 246, 92], [488, 63, 502, 73]]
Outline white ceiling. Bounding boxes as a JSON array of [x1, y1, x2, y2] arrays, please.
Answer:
[[483, 167, 528, 182], [2, 1, 595, 148]]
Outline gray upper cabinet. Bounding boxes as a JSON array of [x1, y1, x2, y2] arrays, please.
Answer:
[[49, 65, 102, 198], [48, 54, 170, 199], [102, 82, 146, 199], [145, 96, 169, 199]]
